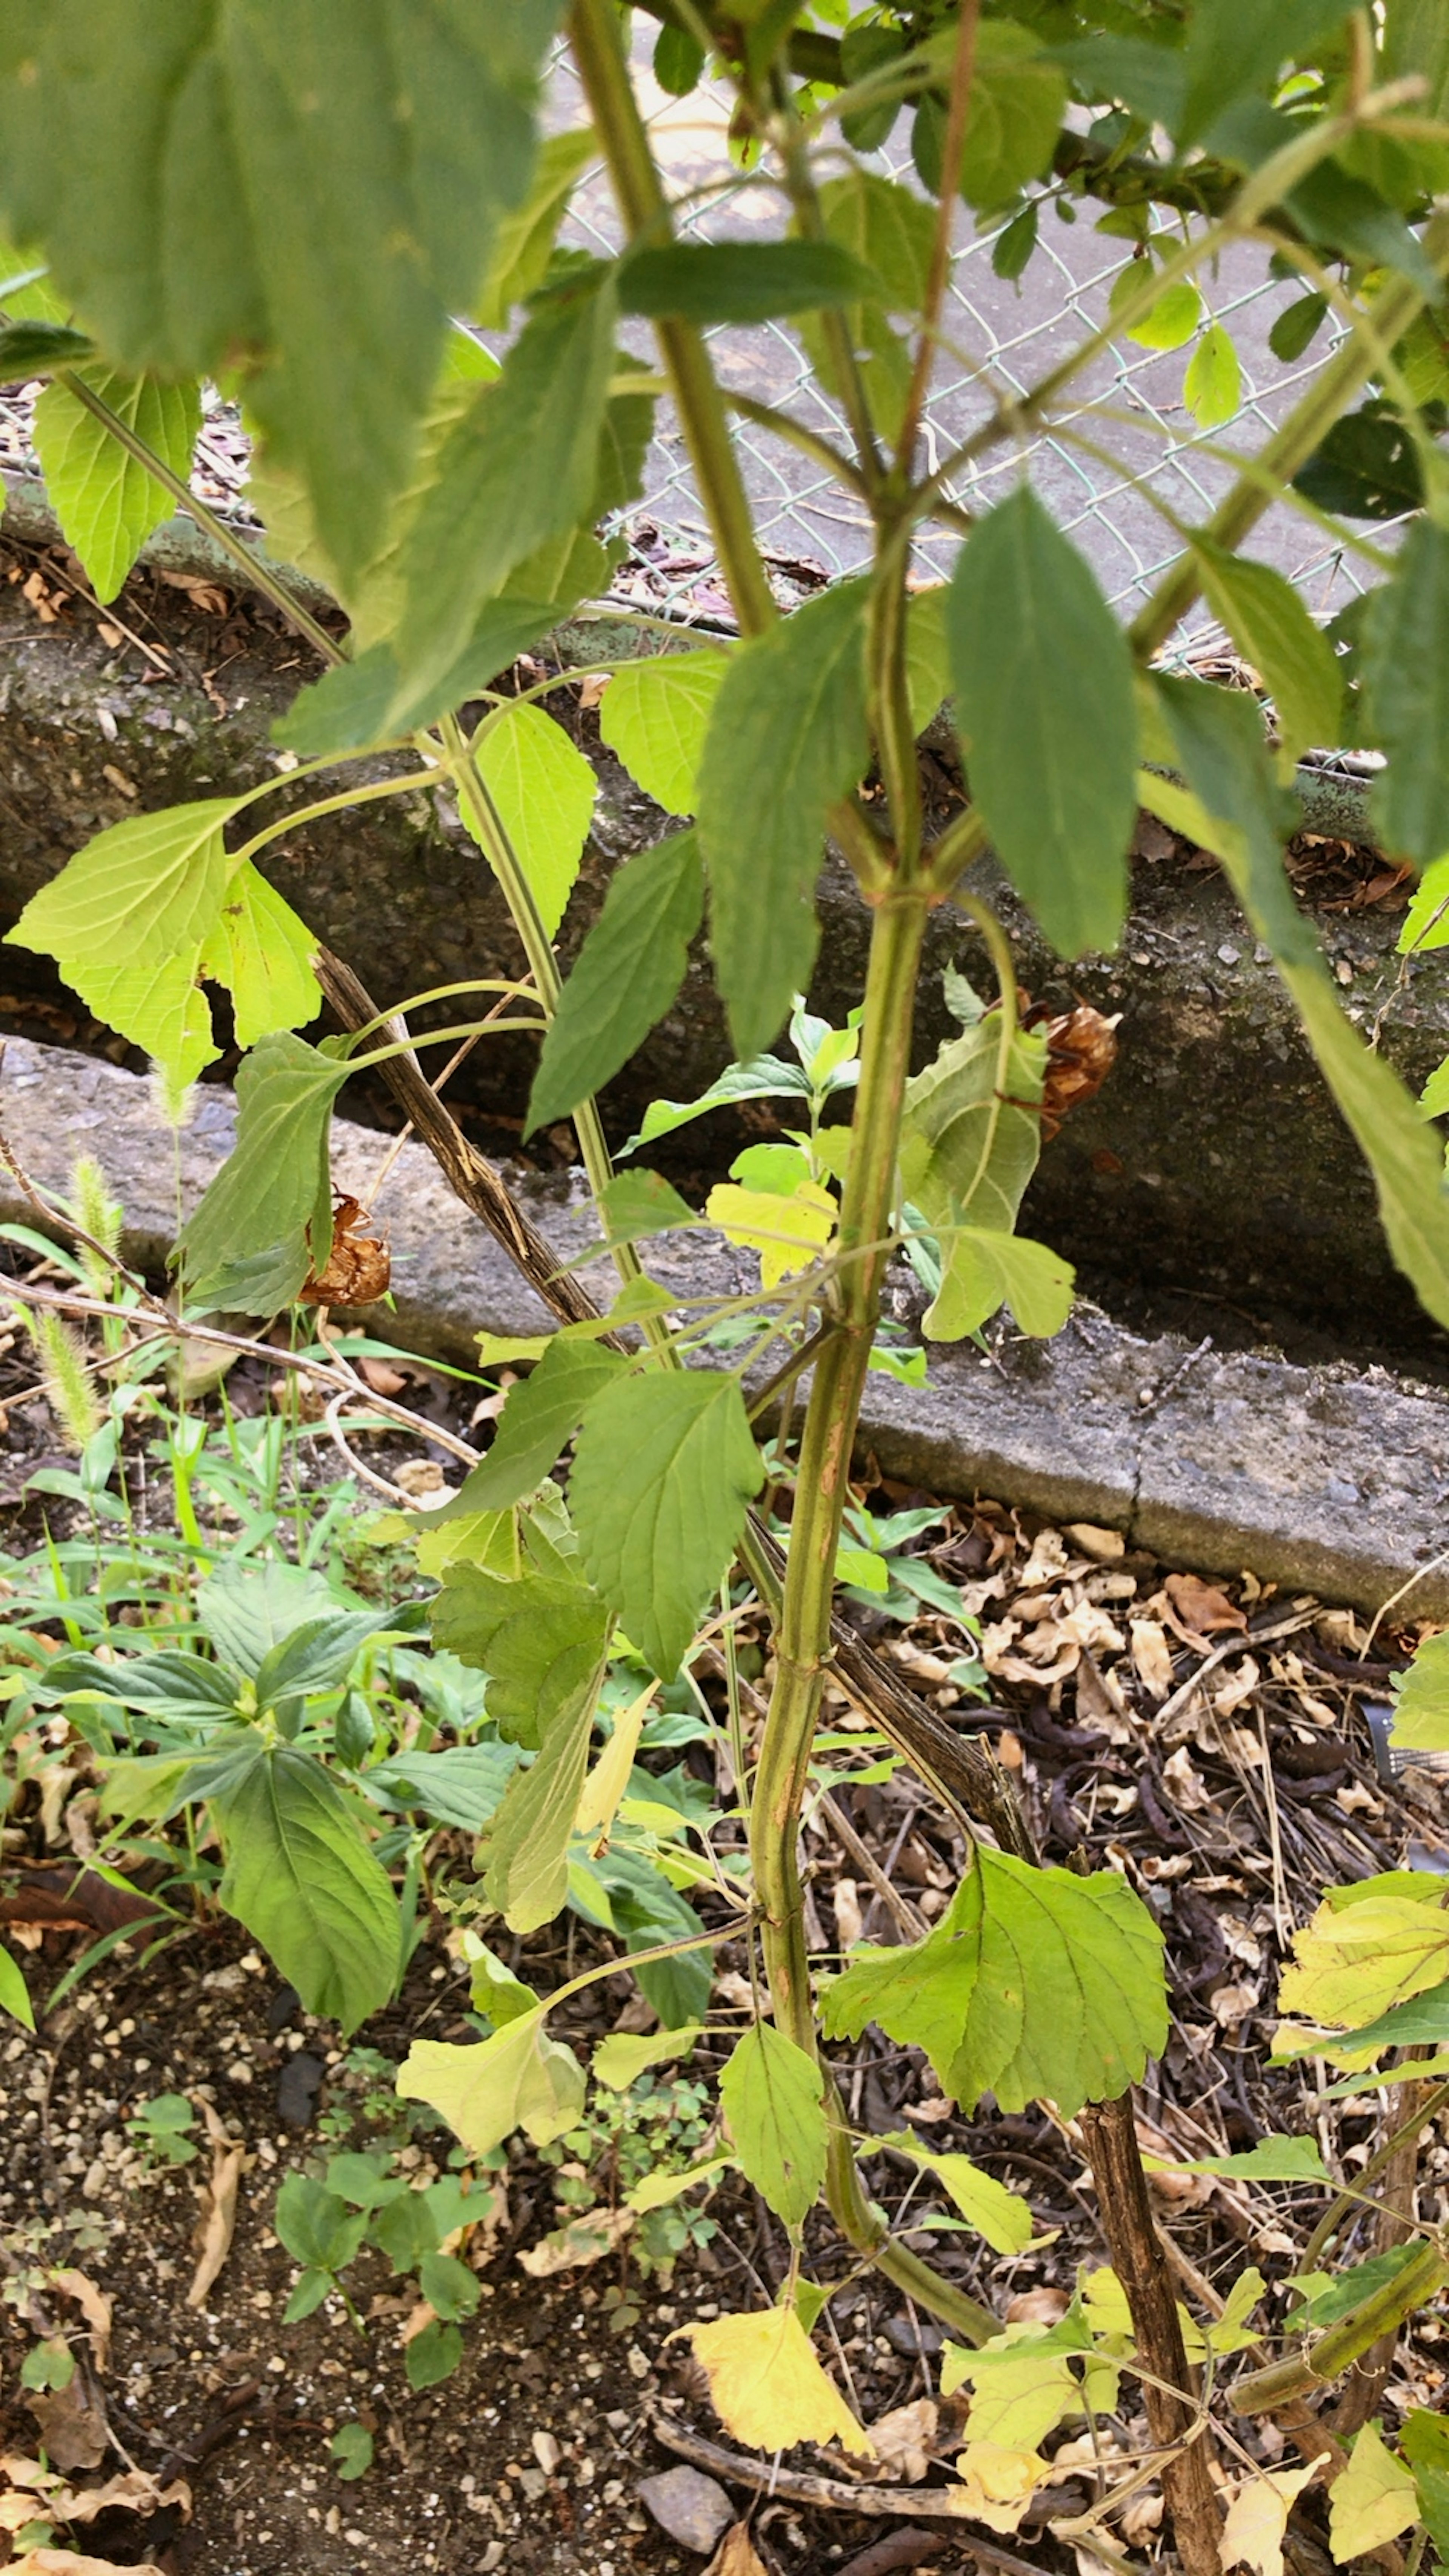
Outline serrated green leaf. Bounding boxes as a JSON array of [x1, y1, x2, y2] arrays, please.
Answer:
[[719, 2022, 828, 2227], [697, 578, 870, 1056], [458, 1340, 627, 1513], [430, 1565, 610, 1749], [1329, 2422, 1420, 2564], [214, 1745, 400, 2035], [177, 1030, 349, 1312], [528, 831, 704, 1135], [201, 861, 321, 1049], [926, 1227, 1075, 1343], [474, 128, 596, 331], [598, 653, 729, 818], [620, 238, 881, 324], [8, 796, 248, 977], [0, 0, 562, 587], [1364, 519, 1449, 866], [1191, 541, 1343, 769], [67, 944, 218, 1093], [956, 23, 1067, 209], [390, 268, 617, 716], [1280, 1884, 1449, 2029], [948, 487, 1135, 958], [821, 1845, 1167, 2119], [33, 368, 200, 601], [1390, 1630, 1449, 1753], [570, 1370, 764, 1679], [626, 1054, 812, 1155], [0, 1941, 33, 2030], [592, 2024, 704, 2090], [883, 2132, 1034, 2254], [465, 700, 597, 937], [398, 2013, 586, 2156], [1183, 322, 1241, 429]]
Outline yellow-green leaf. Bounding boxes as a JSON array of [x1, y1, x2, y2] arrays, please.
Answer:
[[705, 1178, 836, 1289], [681, 2305, 873, 2457], [8, 797, 248, 976], [1184, 322, 1242, 429], [33, 367, 201, 601], [201, 861, 321, 1047], [1390, 1630, 1449, 1754], [397, 2013, 586, 2156], [1279, 1880, 1449, 2029], [1329, 2423, 1419, 2564], [598, 649, 730, 818], [466, 700, 597, 937], [719, 2022, 828, 2227]]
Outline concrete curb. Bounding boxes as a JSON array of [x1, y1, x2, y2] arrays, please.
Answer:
[[3, 1037, 1445, 1617]]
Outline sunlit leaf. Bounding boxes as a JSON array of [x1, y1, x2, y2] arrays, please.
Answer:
[[1183, 321, 1241, 429], [8, 797, 247, 976], [0, 1941, 33, 2030], [430, 1565, 610, 1748], [682, 2305, 873, 2457], [1390, 1630, 1449, 1754], [705, 1178, 836, 1290], [598, 652, 730, 818], [1191, 541, 1343, 769], [593, 2024, 704, 2090], [883, 2134, 1034, 2255], [466, 700, 597, 938], [397, 2012, 586, 2156], [1278, 1879, 1449, 2029], [33, 367, 200, 601], [201, 862, 321, 1048]]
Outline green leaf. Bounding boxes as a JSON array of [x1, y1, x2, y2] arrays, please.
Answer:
[[957, 23, 1068, 209], [795, 172, 933, 443], [1403, 2408, 1449, 2565], [473, 128, 596, 331], [620, 239, 880, 324], [592, 2024, 704, 2089], [275, 2171, 368, 2276], [569, 1370, 764, 1678], [595, 1169, 696, 1244], [1177, 0, 1353, 148], [202, 862, 321, 1048], [464, 700, 596, 938], [940, 2309, 1119, 2449], [430, 1566, 610, 1749], [0, 316, 92, 373], [66, 945, 218, 1095], [719, 2022, 828, 2227], [626, 1052, 813, 1154], [1385, 0, 1449, 118], [1269, 292, 1329, 363], [1293, 402, 1426, 521], [697, 578, 870, 1055], [1190, 541, 1343, 769], [1142, 2135, 1330, 2183], [905, 586, 950, 737], [926, 1228, 1075, 1343], [284, 2266, 335, 2323], [418, 2250, 481, 2323], [653, 22, 705, 94], [459, 1340, 627, 1512], [1329, 2423, 1420, 2564], [391, 269, 617, 717], [397, 2010, 587, 2156], [33, 367, 200, 603], [8, 796, 248, 977], [948, 487, 1135, 957], [254, 1607, 397, 1715], [1152, 676, 1311, 965], [598, 652, 730, 818], [214, 1745, 401, 2034], [177, 1030, 350, 1312], [1390, 1630, 1449, 1753], [369, 2187, 440, 2273], [0, 1941, 33, 2030], [0, 0, 563, 588], [1363, 520, 1449, 866], [1183, 323, 1241, 430], [330, 2423, 374, 2482], [883, 2133, 1035, 2255], [821, 1845, 1168, 2120], [197, 1559, 337, 1678], [405, 2320, 464, 2389], [1122, 278, 1201, 351], [527, 831, 705, 1135]]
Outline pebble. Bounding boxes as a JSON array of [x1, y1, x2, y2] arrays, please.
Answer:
[[637, 2466, 734, 2553]]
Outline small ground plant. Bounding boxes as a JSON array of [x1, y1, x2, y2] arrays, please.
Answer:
[[3, 4, 1449, 2566]]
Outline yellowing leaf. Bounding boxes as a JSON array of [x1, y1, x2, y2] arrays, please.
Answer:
[[397, 2014, 585, 2157], [682, 2305, 873, 2458], [705, 1179, 836, 1289], [1184, 321, 1242, 429], [941, 2322, 1119, 2450], [575, 1684, 653, 1838], [1221, 2464, 1319, 2576], [1329, 2422, 1419, 2564], [1279, 1884, 1449, 2029], [954, 2441, 1052, 2533]]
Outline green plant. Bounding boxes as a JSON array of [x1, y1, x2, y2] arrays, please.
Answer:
[[5, 5, 1449, 2566], [273, 2144, 499, 2390], [124, 2091, 199, 2170]]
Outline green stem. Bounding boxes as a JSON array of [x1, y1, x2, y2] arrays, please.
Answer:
[[1232, 2241, 1449, 2414]]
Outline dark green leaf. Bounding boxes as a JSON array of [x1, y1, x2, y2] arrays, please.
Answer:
[[839, 22, 905, 151], [1050, 36, 1186, 131], [528, 832, 705, 1133], [593, 1168, 696, 1244], [992, 202, 1039, 282], [821, 1845, 1168, 2119], [368, 2187, 440, 2272], [1154, 674, 1313, 965], [720, 2022, 828, 2226], [459, 1339, 627, 1511], [0, 317, 92, 374], [697, 578, 870, 1056], [1285, 163, 1441, 298], [430, 1567, 610, 1748], [1187, 543, 1344, 768], [389, 268, 617, 715], [1292, 402, 1427, 520], [0, 0, 562, 586], [214, 1745, 401, 2033], [330, 2422, 374, 2481], [177, 1031, 350, 1311], [1364, 518, 1449, 864], [653, 22, 705, 95], [275, 2172, 368, 2275], [253, 1609, 397, 1716], [1268, 292, 1328, 362], [624, 1053, 813, 1155], [957, 25, 1067, 210], [406, 2320, 464, 2389], [1320, 1972, 1449, 2062], [948, 485, 1136, 957], [1178, 0, 1354, 149], [573, 1847, 710, 2027], [569, 1369, 763, 1678], [40, 1647, 240, 1724], [620, 240, 880, 325], [418, 2250, 481, 2321]]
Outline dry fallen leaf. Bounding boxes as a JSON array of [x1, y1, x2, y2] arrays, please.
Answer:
[[868, 2398, 938, 2484], [832, 1878, 863, 1949], [954, 2440, 1051, 2532], [26, 2378, 108, 2476], [48, 2276, 111, 2376], [1131, 1619, 1174, 1699], [1166, 1572, 1247, 1637], [680, 2306, 874, 2458], [703, 2525, 771, 2576], [55, 2474, 190, 2529], [12, 2555, 167, 2576], [516, 2205, 633, 2276], [187, 2104, 245, 2310]]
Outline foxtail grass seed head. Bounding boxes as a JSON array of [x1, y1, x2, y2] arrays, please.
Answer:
[[26, 1306, 103, 1452], [71, 1155, 123, 1300]]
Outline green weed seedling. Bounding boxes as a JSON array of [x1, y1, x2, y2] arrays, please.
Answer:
[[125, 2092, 199, 2170]]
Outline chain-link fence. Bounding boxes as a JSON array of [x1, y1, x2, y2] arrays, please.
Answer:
[[558, 46, 1385, 687]]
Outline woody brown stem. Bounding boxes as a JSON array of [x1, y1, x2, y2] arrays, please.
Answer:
[[1080, 2093, 1223, 2576]]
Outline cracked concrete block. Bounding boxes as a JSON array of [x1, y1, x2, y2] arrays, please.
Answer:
[[2, 1036, 1445, 1617]]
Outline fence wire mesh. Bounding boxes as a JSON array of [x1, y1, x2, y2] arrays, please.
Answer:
[[557, 45, 1388, 681]]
